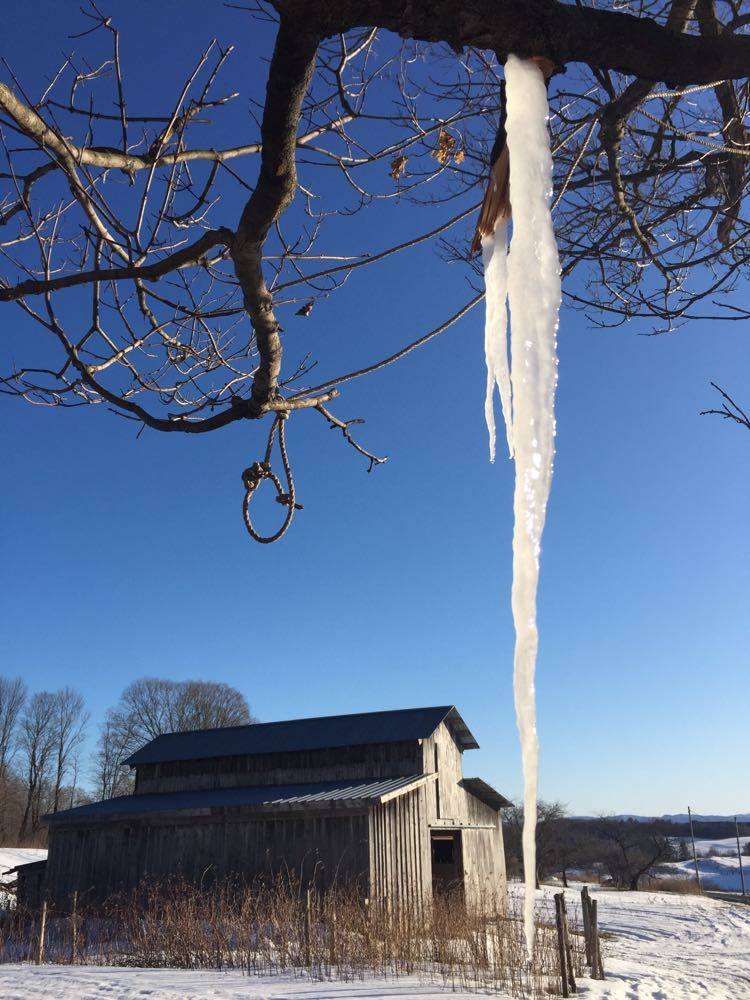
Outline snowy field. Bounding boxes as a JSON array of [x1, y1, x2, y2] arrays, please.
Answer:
[[529, 883, 750, 998], [0, 968, 502, 1000], [0, 848, 47, 906], [693, 835, 750, 856], [2, 880, 749, 999], [0, 848, 47, 882], [661, 854, 748, 893]]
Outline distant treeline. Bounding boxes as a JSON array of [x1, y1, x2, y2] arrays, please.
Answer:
[[0, 675, 255, 847], [1, 672, 745, 880], [504, 804, 749, 891], [660, 819, 749, 840]]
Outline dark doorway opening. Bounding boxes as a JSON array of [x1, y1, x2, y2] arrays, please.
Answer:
[[431, 829, 464, 898]]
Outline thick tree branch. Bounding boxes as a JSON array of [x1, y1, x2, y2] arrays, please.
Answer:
[[274, 0, 750, 85], [696, 0, 748, 246], [230, 19, 321, 414], [599, 0, 698, 271]]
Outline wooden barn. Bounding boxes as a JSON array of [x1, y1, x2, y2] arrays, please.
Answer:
[[41, 705, 510, 910]]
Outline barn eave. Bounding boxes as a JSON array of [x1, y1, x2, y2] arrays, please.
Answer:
[[44, 773, 436, 827]]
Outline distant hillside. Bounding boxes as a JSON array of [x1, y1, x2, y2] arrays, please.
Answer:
[[612, 814, 750, 824], [569, 815, 750, 841]]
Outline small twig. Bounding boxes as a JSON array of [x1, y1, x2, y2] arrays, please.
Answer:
[[700, 382, 750, 430], [293, 292, 483, 399], [316, 403, 387, 472]]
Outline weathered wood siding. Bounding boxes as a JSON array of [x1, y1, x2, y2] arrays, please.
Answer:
[[422, 722, 466, 823], [368, 786, 431, 907], [460, 798, 506, 910], [45, 809, 369, 908], [136, 740, 424, 794], [420, 722, 507, 910], [13, 861, 47, 909]]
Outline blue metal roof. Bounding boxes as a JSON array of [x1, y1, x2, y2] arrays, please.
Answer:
[[124, 705, 478, 767], [46, 774, 433, 824], [460, 778, 512, 811]]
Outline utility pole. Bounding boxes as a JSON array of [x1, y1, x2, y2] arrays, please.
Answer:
[[735, 816, 746, 898], [688, 806, 702, 894]]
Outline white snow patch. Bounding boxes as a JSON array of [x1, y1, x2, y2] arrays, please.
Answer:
[[661, 855, 749, 893], [0, 848, 47, 883], [692, 835, 750, 856], [0, 967, 512, 1000], [0, 847, 47, 908], [511, 881, 750, 999]]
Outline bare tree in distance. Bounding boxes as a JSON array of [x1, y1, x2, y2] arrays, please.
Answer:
[[50, 687, 89, 813], [504, 799, 575, 888], [17, 691, 56, 842], [94, 677, 256, 798], [0, 677, 27, 840], [1, 0, 748, 540], [92, 711, 133, 801], [593, 817, 677, 890]]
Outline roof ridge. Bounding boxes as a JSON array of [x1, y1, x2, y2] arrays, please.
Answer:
[[124, 706, 477, 768], [143, 705, 456, 742]]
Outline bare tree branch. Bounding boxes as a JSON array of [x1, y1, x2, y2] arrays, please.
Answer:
[[701, 382, 750, 431], [1, 0, 749, 540]]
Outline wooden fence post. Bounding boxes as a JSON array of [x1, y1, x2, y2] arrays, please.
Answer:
[[554, 893, 569, 998], [580, 887, 592, 967], [590, 898, 604, 980], [304, 887, 312, 968], [36, 901, 47, 965], [560, 895, 577, 994], [580, 887, 605, 981], [70, 891, 78, 964], [688, 806, 702, 894], [329, 904, 337, 966], [736, 816, 747, 898]]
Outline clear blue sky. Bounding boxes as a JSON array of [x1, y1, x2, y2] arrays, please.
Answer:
[[2, 1, 748, 817]]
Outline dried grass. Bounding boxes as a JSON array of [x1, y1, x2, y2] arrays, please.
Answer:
[[0, 875, 584, 997], [653, 876, 703, 895]]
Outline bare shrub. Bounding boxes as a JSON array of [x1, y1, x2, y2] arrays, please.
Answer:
[[0, 875, 584, 997]]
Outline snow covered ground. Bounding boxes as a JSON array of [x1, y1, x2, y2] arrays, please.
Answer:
[[0, 848, 47, 882], [0, 967, 517, 1000], [660, 854, 748, 893], [0, 848, 47, 906], [528, 882, 750, 998], [693, 835, 750, 856], [1, 881, 748, 999]]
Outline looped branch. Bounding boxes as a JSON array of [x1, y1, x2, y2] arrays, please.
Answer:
[[241, 414, 302, 544]]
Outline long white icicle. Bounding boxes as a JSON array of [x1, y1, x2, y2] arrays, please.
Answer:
[[500, 54, 561, 953], [482, 222, 514, 461]]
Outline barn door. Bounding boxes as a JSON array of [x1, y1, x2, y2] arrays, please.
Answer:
[[430, 829, 464, 899]]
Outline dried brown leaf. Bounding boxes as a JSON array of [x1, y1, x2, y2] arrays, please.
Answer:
[[431, 128, 455, 166], [389, 155, 407, 180]]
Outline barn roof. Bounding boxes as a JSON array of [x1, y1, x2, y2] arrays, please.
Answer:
[[460, 777, 512, 811], [124, 705, 478, 767], [5, 859, 47, 875], [46, 774, 436, 824]]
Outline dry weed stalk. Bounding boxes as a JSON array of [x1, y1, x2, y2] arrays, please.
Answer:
[[1, 874, 584, 997]]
